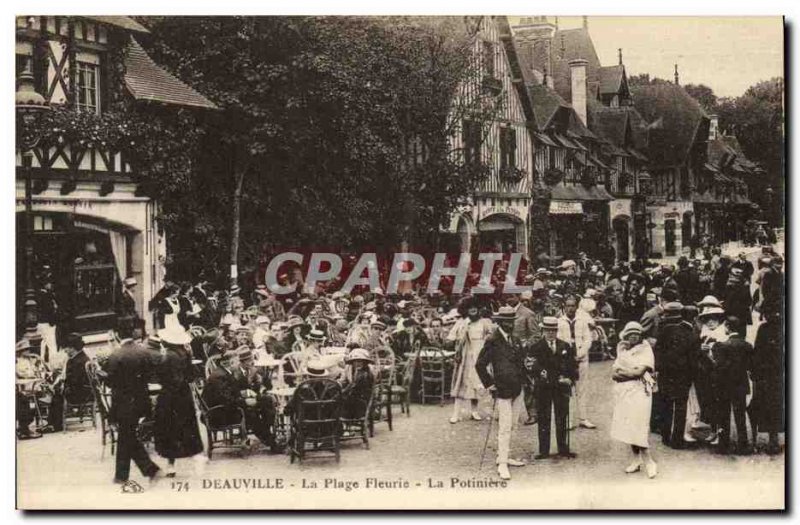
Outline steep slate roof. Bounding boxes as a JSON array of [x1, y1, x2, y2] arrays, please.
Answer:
[[528, 83, 570, 131], [495, 16, 538, 127], [598, 65, 625, 95], [631, 83, 708, 167], [550, 27, 602, 103], [588, 107, 628, 145], [124, 37, 218, 110], [83, 16, 149, 33]]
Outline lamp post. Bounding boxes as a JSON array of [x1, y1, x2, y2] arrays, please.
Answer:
[[16, 60, 50, 352]]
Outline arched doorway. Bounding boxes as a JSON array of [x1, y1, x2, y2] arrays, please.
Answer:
[[612, 216, 631, 262], [477, 213, 525, 255]]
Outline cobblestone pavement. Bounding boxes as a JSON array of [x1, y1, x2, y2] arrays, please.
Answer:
[[17, 244, 785, 509]]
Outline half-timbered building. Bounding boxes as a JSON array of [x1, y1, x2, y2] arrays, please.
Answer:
[[15, 16, 216, 341]]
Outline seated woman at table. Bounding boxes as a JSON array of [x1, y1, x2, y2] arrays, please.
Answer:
[[339, 349, 376, 420]]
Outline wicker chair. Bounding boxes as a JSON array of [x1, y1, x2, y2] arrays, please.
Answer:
[[419, 347, 448, 405], [191, 383, 249, 460], [288, 378, 343, 463], [370, 347, 396, 433], [339, 378, 374, 449]]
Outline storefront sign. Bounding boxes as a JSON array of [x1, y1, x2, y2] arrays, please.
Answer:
[[549, 200, 583, 215], [478, 206, 523, 221]]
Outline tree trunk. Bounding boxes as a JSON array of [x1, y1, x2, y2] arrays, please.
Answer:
[[229, 168, 246, 288]]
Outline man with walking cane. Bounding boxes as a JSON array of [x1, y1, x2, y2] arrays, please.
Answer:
[[528, 317, 579, 459], [475, 306, 528, 480]]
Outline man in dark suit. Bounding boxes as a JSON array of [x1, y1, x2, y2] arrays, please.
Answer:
[[104, 321, 163, 486], [710, 316, 752, 454], [527, 316, 579, 459], [475, 306, 528, 480], [654, 302, 698, 449], [48, 333, 92, 432]]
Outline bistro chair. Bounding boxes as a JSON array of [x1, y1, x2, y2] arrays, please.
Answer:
[[288, 378, 343, 463], [419, 347, 448, 405], [61, 385, 97, 433], [370, 347, 396, 433], [190, 383, 249, 460], [391, 349, 418, 417], [86, 360, 117, 457]]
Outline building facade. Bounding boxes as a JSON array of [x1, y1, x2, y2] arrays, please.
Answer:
[[15, 16, 215, 341], [445, 16, 537, 258]]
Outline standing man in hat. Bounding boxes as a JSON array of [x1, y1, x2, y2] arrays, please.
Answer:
[[475, 306, 529, 480], [36, 279, 60, 368], [749, 305, 784, 455], [527, 317, 579, 459], [722, 268, 752, 338], [710, 316, 752, 454], [654, 302, 698, 449], [104, 320, 163, 486], [558, 295, 596, 429]]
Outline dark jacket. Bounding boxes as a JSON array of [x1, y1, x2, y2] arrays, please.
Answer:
[[527, 338, 578, 392], [104, 340, 158, 423], [750, 318, 784, 432], [654, 317, 698, 398], [674, 268, 701, 305], [710, 334, 752, 398], [724, 284, 753, 325], [475, 329, 527, 399], [64, 351, 92, 404], [203, 366, 246, 411]]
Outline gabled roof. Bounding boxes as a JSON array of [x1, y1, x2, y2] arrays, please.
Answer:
[[495, 16, 538, 127], [124, 37, 217, 110], [528, 83, 570, 131], [631, 82, 708, 167], [598, 65, 625, 95], [589, 107, 628, 146], [82, 16, 149, 34], [550, 27, 602, 103]]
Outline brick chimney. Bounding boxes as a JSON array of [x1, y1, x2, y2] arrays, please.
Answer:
[[569, 59, 588, 126]]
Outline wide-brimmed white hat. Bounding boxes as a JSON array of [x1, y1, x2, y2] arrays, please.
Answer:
[[345, 348, 374, 364], [698, 306, 726, 319], [620, 321, 644, 340], [697, 295, 722, 309]]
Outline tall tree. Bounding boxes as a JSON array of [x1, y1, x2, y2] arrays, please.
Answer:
[[683, 83, 718, 113]]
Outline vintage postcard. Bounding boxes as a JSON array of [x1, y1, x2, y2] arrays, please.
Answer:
[[14, 14, 785, 510]]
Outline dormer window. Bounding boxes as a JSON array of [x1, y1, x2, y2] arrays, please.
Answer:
[[76, 52, 100, 114]]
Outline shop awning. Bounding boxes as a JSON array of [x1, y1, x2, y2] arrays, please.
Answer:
[[549, 200, 583, 215], [550, 183, 614, 201]]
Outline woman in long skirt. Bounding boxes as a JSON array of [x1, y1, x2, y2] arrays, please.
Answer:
[[447, 301, 493, 423], [610, 322, 658, 478], [154, 328, 206, 477]]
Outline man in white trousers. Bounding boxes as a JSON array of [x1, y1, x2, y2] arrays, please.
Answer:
[[558, 295, 597, 429], [475, 306, 528, 480]]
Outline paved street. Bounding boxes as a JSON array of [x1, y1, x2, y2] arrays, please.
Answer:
[[17, 362, 784, 510]]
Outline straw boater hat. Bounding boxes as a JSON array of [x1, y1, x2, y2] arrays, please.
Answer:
[[304, 359, 331, 378], [345, 348, 374, 364], [493, 306, 516, 321], [561, 260, 577, 270], [698, 306, 726, 320], [285, 315, 305, 330], [663, 302, 684, 317], [123, 277, 137, 287], [620, 321, 644, 340], [697, 295, 723, 309], [230, 284, 241, 296], [237, 346, 254, 364], [540, 316, 559, 330], [15, 339, 31, 353], [307, 329, 326, 342], [370, 319, 387, 330], [159, 326, 191, 346], [255, 315, 270, 326], [146, 334, 162, 351]]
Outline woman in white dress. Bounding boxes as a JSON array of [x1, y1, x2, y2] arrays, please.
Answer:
[[610, 322, 658, 478], [447, 301, 493, 423]]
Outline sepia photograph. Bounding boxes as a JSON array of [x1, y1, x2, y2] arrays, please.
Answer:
[[12, 11, 785, 511]]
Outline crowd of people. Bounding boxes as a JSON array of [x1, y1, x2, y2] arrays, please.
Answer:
[[16, 243, 785, 485]]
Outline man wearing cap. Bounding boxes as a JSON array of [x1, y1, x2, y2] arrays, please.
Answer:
[[557, 295, 596, 430], [475, 306, 529, 480], [653, 302, 698, 449], [104, 321, 163, 485], [527, 316, 579, 459]]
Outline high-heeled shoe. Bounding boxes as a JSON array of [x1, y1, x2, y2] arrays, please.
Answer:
[[645, 460, 658, 479]]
